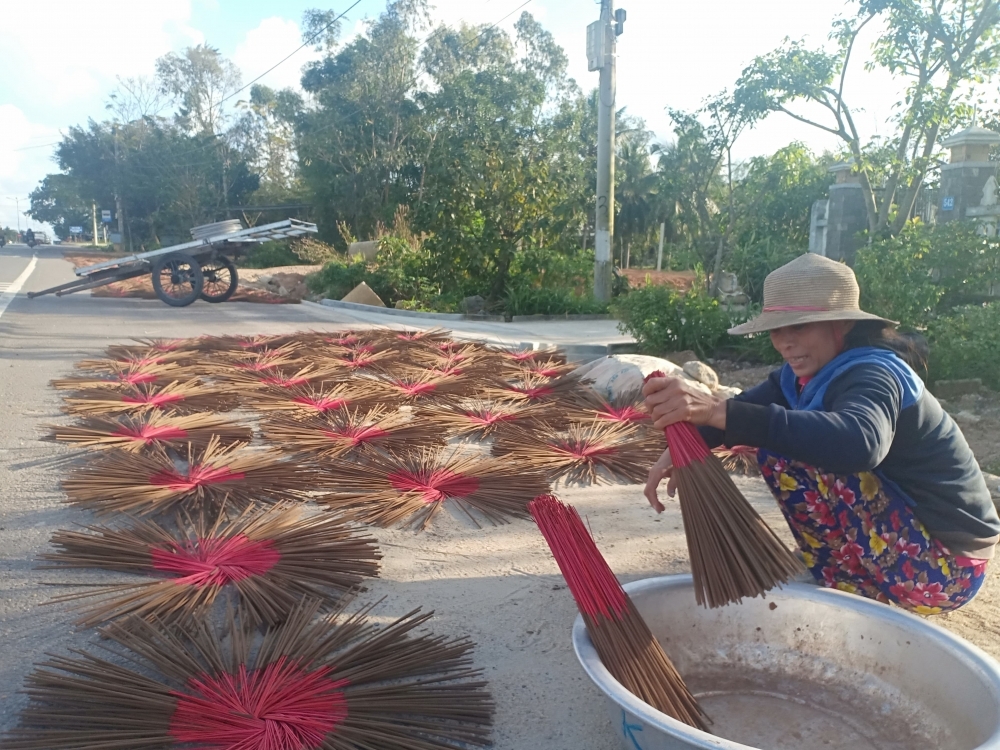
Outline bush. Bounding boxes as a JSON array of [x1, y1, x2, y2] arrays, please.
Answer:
[[727, 238, 804, 304], [927, 303, 1000, 390], [855, 222, 1000, 328], [611, 276, 731, 358], [504, 284, 609, 317], [239, 241, 302, 268]]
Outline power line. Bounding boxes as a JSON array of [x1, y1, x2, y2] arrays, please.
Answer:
[[12, 142, 61, 152], [219, 0, 364, 108]]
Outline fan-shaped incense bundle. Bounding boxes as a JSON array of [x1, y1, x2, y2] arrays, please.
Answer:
[[242, 380, 395, 416], [61, 380, 238, 416], [262, 406, 445, 459], [644, 371, 802, 608], [3, 600, 494, 750], [419, 399, 563, 439], [485, 373, 584, 406], [319, 448, 550, 530], [50, 362, 182, 391], [530, 494, 708, 729], [62, 436, 312, 516], [492, 421, 665, 484], [41, 503, 381, 626], [44, 412, 252, 453]]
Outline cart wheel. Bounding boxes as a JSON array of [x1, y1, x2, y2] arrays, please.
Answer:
[[199, 256, 239, 303], [151, 253, 204, 307]]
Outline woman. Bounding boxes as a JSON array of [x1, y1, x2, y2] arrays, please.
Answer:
[[642, 253, 999, 614]]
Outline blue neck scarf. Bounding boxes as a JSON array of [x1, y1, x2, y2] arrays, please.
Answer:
[[778, 346, 924, 412]]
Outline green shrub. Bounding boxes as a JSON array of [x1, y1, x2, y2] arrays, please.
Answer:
[[727, 238, 804, 304], [306, 257, 373, 300], [504, 284, 609, 317], [239, 241, 302, 268], [927, 303, 1000, 390], [855, 222, 1000, 328], [611, 277, 730, 358]]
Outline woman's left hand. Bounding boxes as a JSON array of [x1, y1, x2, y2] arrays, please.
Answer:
[[641, 374, 728, 431]]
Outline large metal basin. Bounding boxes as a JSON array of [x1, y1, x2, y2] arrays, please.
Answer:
[[573, 574, 1000, 750]]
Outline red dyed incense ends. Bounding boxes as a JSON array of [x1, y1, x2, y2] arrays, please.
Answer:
[[530, 494, 708, 730], [644, 371, 802, 608]]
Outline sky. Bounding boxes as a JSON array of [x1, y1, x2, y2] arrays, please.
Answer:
[[0, 0, 908, 233]]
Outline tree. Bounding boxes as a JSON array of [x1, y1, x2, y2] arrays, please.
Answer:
[[295, 1, 427, 243], [411, 13, 595, 302], [155, 44, 243, 136], [735, 0, 1000, 237]]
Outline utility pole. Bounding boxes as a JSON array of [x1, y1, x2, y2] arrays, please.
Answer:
[[91, 201, 99, 247], [113, 125, 126, 250], [657, 221, 665, 271], [588, 0, 625, 301]]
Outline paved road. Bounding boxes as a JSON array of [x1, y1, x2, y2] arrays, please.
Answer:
[[0, 244, 381, 725], [0, 247, 640, 740]]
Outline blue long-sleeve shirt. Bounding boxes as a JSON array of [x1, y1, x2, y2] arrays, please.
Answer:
[[700, 364, 1000, 558]]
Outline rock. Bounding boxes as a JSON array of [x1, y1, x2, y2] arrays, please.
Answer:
[[394, 300, 409, 309], [459, 295, 487, 315], [257, 274, 273, 285], [933, 379, 983, 400], [952, 410, 981, 426], [682, 361, 719, 390], [341, 281, 386, 307], [663, 350, 699, 367], [715, 385, 743, 399], [347, 240, 379, 262]]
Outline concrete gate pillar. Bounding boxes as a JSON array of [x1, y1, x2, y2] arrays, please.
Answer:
[[821, 162, 867, 265], [938, 125, 1000, 225]]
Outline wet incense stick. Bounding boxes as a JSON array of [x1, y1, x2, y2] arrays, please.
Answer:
[[645, 371, 802, 608], [530, 494, 708, 730]]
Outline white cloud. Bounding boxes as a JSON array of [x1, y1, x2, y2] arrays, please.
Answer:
[[0, 105, 62, 232], [233, 17, 320, 94], [3, 0, 198, 107]]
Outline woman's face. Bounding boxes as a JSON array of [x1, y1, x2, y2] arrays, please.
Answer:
[[769, 321, 853, 378]]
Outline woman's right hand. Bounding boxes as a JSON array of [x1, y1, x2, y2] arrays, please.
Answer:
[[644, 448, 676, 513]]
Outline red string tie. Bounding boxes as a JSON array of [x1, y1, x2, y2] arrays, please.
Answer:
[[322, 425, 389, 446], [169, 657, 348, 749], [113, 424, 189, 444], [466, 410, 516, 427], [596, 405, 648, 423], [292, 396, 347, 413], [149, 464, 247, 491], [510, 384, 553, 399], [152, 535, 281, 586], [393, 381, 437, 397], [119, 371, 160, 385], [388, 469, 481, 503], [555, 440, 617, 459]]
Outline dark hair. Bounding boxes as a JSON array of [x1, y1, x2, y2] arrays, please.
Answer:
[[843, 320, 928, 374]]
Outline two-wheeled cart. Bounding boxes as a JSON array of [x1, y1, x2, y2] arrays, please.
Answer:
[[28, 219, 318, 307]]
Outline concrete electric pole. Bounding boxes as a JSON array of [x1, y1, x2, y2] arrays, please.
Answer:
[[92, 201, 99, 247], [588, 0, 625, 301]]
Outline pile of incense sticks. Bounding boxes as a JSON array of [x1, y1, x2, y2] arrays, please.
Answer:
[[649, 386, 803, 608], [6, 329, 794, 748], [530, 494, 708, 730]]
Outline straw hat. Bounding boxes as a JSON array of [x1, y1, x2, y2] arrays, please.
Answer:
[[728, 253, 894, 335]]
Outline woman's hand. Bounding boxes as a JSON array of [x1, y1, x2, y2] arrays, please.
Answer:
[[644, 448, 676, 513], [641, 374, 727, 431]]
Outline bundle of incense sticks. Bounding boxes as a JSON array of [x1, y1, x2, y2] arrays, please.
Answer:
[[530, 495, 708, 730], [645, 371, 802, 608]]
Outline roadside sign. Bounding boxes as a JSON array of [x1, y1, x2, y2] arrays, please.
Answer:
[[942, 196, 955, 211], [110, 232, 122, 244], [69, 225, 83, 234], [101, 209, 112, 223]]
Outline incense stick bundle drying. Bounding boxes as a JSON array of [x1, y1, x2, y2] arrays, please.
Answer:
[[62, 436, 313, 516], [3, 600, 494, 750], [319, 447, 550, 530], [44, 412, 253, 453], [61, 380, 238, 416], [644, 371, 802, 608], [41, 503, 381, 626], [530, 494, 708, 730], [713, 444, 760, 476]]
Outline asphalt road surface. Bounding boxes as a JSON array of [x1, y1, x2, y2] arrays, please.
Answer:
[[0, 244, 377, 728]]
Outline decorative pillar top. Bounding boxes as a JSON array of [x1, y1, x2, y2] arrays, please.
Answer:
[[942, 126, 1000, 164]]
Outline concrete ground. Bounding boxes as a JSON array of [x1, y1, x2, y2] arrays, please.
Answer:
[[3, 245, 1000, 749]]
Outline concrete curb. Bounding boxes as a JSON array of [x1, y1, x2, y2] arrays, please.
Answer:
[[319, 298, 505, 322]]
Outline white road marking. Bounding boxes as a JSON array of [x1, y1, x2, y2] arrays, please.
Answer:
[[0, 255, 38, 320]]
